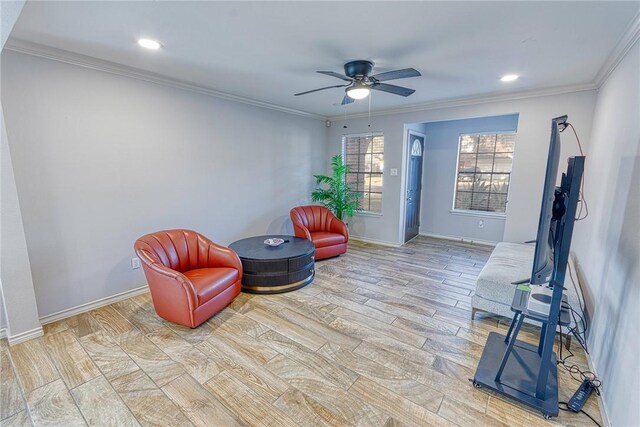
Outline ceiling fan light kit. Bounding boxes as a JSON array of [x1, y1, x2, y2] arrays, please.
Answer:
[[295, 60, 421, 105], [346, 82, 371, 100]]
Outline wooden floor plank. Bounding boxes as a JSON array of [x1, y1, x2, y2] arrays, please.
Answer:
[[112, 299, 165, 335], [116, 330, 185, 387], [318, 342, 444, 412], [354, 287, 439, 318], [196, 337, 289, 402], [0, 344, 25, 421], [329, 310, 426, 348], [43, 330, 101, 389], [205, 371, 298, 427], [71, 376, 140, 426], [277, 307, 362, 351], [201, 325, 279, 366], [61, 312, 104, 338], [273, 388, 352, 427], [349, 376, 455, 427], [79, 331, 139, 382], [391, 315, 460, 339], [26, 379, 86, 426], [265, 353, 389, 427], [244, 306, 327, 351], [0, 410, 31, 427], [9, 339, 59, 393], [319, 290, 397, 324], [438, 397, 507, 427], [162, 374, 244, 427], [486, 395, 559, 426], [205, 309, 271, 338], [259, 330, 359, 390], [268, 292, 338, 324], [146, 327, 221, 384], [110, 369, 193, 427], [431, 355, 476, 384], [354, 341, 489, 413], [90, 305, 136, 338]]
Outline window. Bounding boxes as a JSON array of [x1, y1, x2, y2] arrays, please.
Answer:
[[343, 133, 384, 214], [411, 139, 423, 156], [454, 132, 515, 214]]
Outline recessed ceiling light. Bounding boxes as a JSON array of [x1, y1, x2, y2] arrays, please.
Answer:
[[500, 74, 519, 82], [137, 38, 161, 50]]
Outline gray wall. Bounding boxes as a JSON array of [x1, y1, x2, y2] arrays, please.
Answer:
[[419, 114, 519, 243], [0, 292, 5, 331], [1, 103, 41, 335], [1, 0, 41, 342], [0, 1, 25, 49], [1, 51, 327, 318], [572, 40, 639, 426], [327, 90, 596, 245]]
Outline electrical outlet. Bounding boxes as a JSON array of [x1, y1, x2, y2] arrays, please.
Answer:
[[390, 168, 398, 176], [131, 257, 141, 269], [478, 220, 485, 229]]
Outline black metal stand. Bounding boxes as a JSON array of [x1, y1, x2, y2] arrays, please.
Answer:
[[473, 156, 584, 419]]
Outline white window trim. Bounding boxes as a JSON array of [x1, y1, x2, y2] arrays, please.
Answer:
[[355, 211, 383, 218], [342, 132, 385, 215], [451, 131, 516, 215], [449, 209, 506, 219]]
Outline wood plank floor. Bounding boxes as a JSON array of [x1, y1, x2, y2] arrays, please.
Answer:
[[0, 237, 603, 426]]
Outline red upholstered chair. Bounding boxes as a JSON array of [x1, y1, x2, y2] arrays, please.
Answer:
[[290, 205, 349, 260], [134, 229, 242, 328]]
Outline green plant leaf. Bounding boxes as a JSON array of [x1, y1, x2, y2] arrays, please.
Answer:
[[311, 154, 362, 220]]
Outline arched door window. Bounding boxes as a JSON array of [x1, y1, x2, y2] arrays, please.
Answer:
[[411, 139, 423, 156]]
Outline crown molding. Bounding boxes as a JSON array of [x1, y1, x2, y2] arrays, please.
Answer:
[[4, 39, 325, 121], [326, 83, 597, 121], [4, 37, 614, 123], [594, 10, 640, 88]]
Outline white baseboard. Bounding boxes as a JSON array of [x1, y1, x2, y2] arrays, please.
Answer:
[[419, 232, 497, 247], [0, 328, 6, 339], [39, 284, 149, 325], [584, 352, 611, 426], [8, 326, 44, 345], [350, 236, 401, 248]]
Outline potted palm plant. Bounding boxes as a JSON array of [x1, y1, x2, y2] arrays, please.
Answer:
[[311, 154, 362, 221]]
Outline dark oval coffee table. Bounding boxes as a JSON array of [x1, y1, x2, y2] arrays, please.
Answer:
[[229, 235, 315, 294]]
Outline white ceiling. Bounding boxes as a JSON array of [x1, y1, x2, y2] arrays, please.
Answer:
[[8, 1, 640, 117]]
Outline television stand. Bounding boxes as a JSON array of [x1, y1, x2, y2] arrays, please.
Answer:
[[473, 288, 571, 418]]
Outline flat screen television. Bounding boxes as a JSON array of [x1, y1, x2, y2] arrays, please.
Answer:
[[530, 116, 566, 285]]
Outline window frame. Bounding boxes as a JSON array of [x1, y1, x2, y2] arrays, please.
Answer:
[[451, 131, 516, 217], [342, 132, 385, 216]]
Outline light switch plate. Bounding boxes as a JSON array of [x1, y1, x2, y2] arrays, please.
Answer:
[[390, 168, 398, 176], [131, 257, 141, 269]]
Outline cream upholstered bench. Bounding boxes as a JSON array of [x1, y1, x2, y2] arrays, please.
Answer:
[[471, 242, 579, 346]]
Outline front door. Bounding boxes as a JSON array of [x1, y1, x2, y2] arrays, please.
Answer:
[[404, 131, 425, 243]]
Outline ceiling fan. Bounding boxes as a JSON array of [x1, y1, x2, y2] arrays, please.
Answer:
[[295, 60, 421, 105]]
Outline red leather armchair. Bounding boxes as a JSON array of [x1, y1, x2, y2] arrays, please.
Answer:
[[134, 229, 242, 328], [290, 205, 349, 260]]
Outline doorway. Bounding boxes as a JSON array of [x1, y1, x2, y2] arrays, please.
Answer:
[[404, 130, 425, 242]]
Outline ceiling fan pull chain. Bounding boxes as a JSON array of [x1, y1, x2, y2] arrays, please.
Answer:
[[343, 101, 348, 129], [368, 92, 372, 131]]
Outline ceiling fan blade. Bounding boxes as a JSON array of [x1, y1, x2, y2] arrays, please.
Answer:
[[341, 95, 354, 105], [370, 83, 416, 97], [370, 68, 421, 82], [295, 84, 349, 96], [317, 71, 353, 82]]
